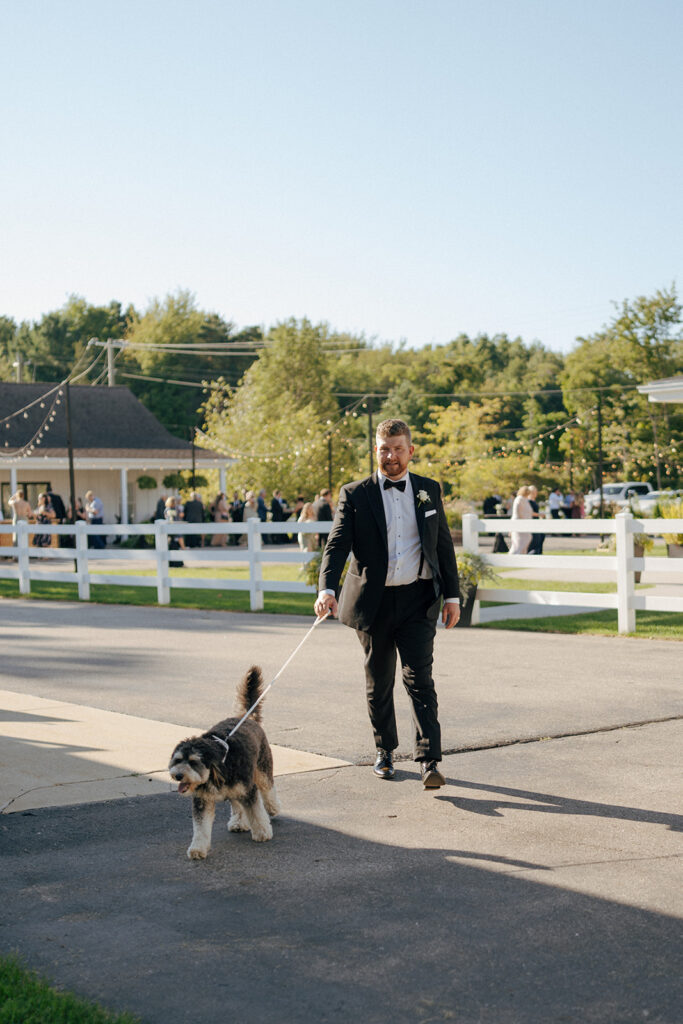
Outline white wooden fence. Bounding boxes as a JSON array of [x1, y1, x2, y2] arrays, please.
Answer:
[[462, 511, 683, 633], [1, 513, 682, 632], [0, 519, 332, 610]]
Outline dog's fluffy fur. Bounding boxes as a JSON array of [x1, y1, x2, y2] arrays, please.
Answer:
[[168, 666, 280, 859]]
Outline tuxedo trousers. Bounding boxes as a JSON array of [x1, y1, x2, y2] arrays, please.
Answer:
[[355, 579, 441, 761]]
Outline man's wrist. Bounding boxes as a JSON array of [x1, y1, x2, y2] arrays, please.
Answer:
[[444, 597, 460, 605]]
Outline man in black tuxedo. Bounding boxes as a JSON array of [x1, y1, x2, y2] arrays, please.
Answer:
[[314, 419, 460, 788]]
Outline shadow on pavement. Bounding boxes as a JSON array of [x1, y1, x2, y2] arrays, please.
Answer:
[[437, 777, 683, 832], [1, 793, 680, 1024]]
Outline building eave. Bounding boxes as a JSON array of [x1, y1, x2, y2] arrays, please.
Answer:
[[637, 376, 683, 403]]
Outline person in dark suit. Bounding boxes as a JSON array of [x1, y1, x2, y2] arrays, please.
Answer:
[[183, 491, 205, 548], [314, 419, 460, 789], [312, 488, 334, 548]]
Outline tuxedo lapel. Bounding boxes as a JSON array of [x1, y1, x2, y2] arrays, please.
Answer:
[[411, 473, 426, 542], [364, 473, 388, 551]]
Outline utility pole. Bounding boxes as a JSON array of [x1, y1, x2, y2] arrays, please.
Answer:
[[597, 393, 604, 518], [13, 353, 23, 382], [65, 381, 77, 525], [107, 338, 115, 386]]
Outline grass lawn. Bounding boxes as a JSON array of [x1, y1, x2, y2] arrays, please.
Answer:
[[478, 609, 683, 639], [0, 577, 315, 615], [0, 559, 679, 639], [0, 954, 139, 1024]]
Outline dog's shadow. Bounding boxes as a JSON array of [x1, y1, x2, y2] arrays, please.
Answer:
[[1, 791, 679, 1024]]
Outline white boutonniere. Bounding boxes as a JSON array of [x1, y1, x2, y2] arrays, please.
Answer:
[[417, 490, 431, 507]]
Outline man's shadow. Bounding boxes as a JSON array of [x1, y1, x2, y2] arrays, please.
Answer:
[[436, 776, 682, 832]]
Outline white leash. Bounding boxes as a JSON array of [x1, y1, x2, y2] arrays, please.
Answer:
[[225, 612, 330, 741]]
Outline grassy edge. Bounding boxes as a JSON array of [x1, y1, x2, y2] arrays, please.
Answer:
[[0, 579, 681, 640], [477, 608, 683, 639], [0, 953, 140, 1024]]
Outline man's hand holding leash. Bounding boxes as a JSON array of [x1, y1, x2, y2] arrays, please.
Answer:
[[314, 592, 338, 619]]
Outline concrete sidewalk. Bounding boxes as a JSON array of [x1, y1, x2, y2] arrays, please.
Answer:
[[0, 600, 681, 1023]]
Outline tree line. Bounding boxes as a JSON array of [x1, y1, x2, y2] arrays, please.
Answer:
[[1, 286, 681, 500]]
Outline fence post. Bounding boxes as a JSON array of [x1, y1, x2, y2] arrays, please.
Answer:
[[155, 519, 170, 605], [248, 517, 264, 611], [615, 511, 636, 634], [461, 513, 481, 624], [75, 520, 90, 600], [462, 513, 480, 553], [16, 520, 30, 595]]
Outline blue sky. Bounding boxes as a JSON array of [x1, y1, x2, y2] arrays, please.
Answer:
[[1, 0, 681, 354]]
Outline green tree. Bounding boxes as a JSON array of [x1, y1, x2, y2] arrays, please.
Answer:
[[199, 318, 364, 497], [2, 296, 130, 383], [0, 316, 17, 379], [121, 290, 260, 435], [561, 286, 683, 489]]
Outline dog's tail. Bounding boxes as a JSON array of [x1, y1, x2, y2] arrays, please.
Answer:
[[235, 665, 265, 723]]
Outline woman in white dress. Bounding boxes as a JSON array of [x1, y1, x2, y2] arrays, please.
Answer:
[[509, 485, 533, 554], [297, 501, 317, 551]]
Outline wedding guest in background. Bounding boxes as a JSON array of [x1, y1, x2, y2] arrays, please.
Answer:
[[509, 485, 533, 554], [297, 501, 317, 551], [85, 490, 105, 549]]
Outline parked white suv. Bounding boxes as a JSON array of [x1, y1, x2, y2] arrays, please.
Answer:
[[583, 481, 653, 515], [632, 489, 683, 517]]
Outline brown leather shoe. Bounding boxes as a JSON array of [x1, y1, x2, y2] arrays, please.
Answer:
[[421, 760, 445, 788], [373, 749, 395, 779]]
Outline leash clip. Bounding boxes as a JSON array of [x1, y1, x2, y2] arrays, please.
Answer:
[[211, 734, 230, 762]]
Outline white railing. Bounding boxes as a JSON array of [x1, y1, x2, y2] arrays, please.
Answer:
[[462, 511, 683, 633], [2, 513, 682, 632], [0, 519, 332, 611]]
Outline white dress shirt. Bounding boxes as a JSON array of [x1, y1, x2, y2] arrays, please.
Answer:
[[379, 471, 431, 586]]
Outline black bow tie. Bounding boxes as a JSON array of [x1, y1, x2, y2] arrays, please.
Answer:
[[383, 479, 406, 492]]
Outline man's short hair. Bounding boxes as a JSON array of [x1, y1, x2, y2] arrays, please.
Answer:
[[376, 418, 411, 444]]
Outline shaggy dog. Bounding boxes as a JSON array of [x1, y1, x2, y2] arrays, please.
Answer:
[[168, 666, 280, 859]]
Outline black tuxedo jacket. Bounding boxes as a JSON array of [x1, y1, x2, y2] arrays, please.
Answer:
[[319, 471, 459, 631]]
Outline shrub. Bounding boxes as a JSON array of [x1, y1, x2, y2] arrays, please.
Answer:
[[136, 475, 158, 490], [660, 499, 683, 546]]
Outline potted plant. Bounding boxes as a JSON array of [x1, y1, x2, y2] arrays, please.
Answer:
[[300, 549, 350, 590], [660, 498, 683, 557], [456, 551, 500, 627], [606, 531, 654, 581]]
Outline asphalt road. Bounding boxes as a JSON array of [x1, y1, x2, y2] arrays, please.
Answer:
[[0, 599, 681, 1024]]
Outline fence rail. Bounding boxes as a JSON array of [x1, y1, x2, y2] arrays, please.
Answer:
[[462, 511, 683, 633], [1, 513, 682, 631], [0, 519, 332, 610]]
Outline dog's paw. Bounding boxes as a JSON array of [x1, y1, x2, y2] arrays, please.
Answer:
[[228, 815, 249, 833], [250, 824, 273, 843], [187, 844, 209, 860]]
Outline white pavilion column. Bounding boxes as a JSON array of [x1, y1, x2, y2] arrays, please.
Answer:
[[120, 468, 129, 524], [10, 466, 18, 496], [219, 465, 227, 494]]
